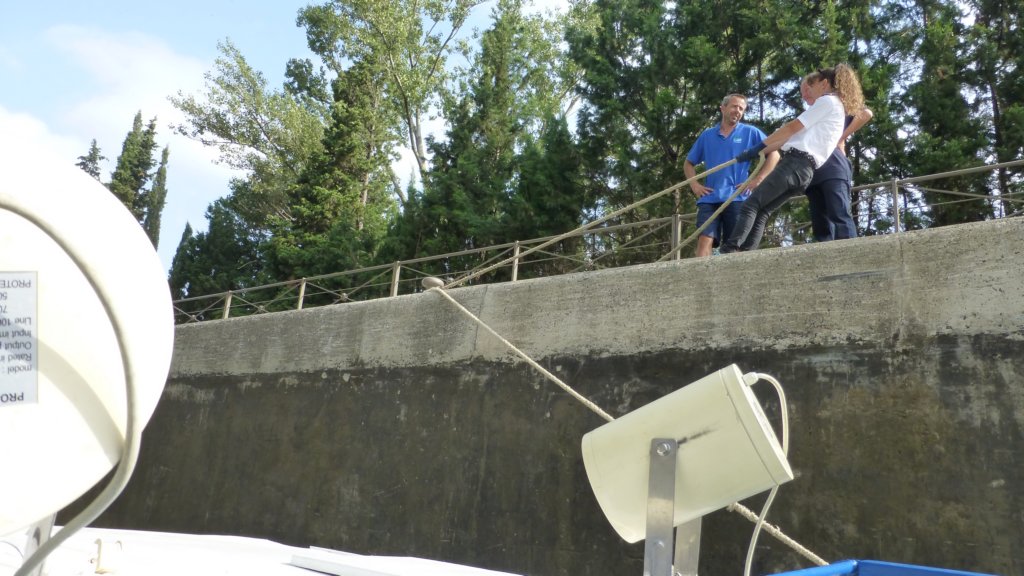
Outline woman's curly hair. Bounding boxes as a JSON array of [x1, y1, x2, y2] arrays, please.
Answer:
[[805, 64, 865, 114]]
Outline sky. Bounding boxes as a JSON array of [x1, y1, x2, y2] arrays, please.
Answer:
[[0, 0, 543, 272]]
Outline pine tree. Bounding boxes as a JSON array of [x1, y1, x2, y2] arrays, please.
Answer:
[[109, 112, 159, 221], [75, 139, 106, 180], [267, 62, 397, 280], [143, 146, 170, 248], [168, 197, 268, 300]]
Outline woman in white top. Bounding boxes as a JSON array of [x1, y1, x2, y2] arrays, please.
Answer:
[[720, 64, 865, 253]]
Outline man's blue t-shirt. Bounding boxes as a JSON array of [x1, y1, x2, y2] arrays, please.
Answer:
[[686, 123, 768, 204]]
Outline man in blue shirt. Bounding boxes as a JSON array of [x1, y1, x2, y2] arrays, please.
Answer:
[[683, 94, 779, 257]]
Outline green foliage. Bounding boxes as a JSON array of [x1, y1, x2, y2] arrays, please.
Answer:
[[109, 112, 159, 222], [383, 0, 587, 281], [266, 62, 399, 279], [82, 112, 169, 249], [75, 139, 106, 180], [167, 0, 1024, 301], [297, 0, 482, 185], [170, 40, 326, 229], [144, 147, 170, 247], [168, 196, 269, 300]]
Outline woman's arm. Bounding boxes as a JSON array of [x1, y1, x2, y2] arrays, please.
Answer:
[[838, 107, 873, 153], [735, 119, 804, 161]]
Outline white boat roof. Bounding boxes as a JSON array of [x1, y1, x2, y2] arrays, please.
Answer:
[[1, 527, 523, 576]]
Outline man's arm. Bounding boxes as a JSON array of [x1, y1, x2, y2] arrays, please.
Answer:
[[683, 159, 712, 197]]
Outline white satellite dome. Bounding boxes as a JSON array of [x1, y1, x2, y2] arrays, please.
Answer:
[[0, 126, 174, 536]]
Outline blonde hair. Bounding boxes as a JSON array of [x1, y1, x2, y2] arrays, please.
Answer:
[[805, 64, 865, 114]]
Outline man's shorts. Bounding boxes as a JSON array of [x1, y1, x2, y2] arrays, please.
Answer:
[[696, 201, 745, 247]]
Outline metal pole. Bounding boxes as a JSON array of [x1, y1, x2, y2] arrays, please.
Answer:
[[511, 241, 521, 282], [222, 291, 233, 320], [297, 279, 306, 310], [670, 214, 681, 260], [390, 262, 401, 297], [643, 439, 678, 576], [890, 179, 901, 234]]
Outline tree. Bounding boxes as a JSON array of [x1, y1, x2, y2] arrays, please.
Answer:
[[168, 196, 269, 300], [170, 40, 326, 230], [386, 0, 585, 276], [296, 0, 485, 193], [903, 0, 990, 227], [266, 62, 399, 280], [964, 0, 1024, 217], [109, 112, 159, 222], [100, 111, 171, 249], [144, 147, 170, 247], [75, 139, 106, 180]]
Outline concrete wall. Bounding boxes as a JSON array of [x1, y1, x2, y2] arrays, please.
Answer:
[[96, 219, 1024, 575]]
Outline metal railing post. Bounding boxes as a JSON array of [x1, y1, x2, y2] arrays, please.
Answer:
[[511, 241, 521, 281], [222, 291, 233, 320], [890, 179, 901, 234], [297, 279, 306, 310], [670, 214, 682, 260], [390, 262, 401, 297]]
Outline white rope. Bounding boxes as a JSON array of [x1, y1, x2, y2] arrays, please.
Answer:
[[427, 261, 828, 567], [429, 286, 614, 422], [728, 502, 829, 566]]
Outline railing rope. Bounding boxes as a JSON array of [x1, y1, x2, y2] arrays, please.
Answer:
[[173, 160, 1023, 323]]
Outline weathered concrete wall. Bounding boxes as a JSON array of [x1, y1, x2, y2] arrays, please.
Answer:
[[95, 219, 1023, 575]]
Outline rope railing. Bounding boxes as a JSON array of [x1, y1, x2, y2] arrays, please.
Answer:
[[173, 159, 1024, 323]]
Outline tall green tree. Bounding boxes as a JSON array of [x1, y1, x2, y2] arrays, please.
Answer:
[[97, 111, 171, 249], [267, 62, 399, 279], [143, 146, 170, 247], [171, 40, 326, 230], [387, 0, 584, 276], [964, 0, 1024, 217], [75, 139, 106, 180], [297, 0, 484, 194], [168, 196, 269, 300], [903, 0, 990, 227], [109, 112, 159, 222]]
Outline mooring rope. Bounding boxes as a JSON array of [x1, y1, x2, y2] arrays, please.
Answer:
[[426, 155, 829, 567], [429, 283, 827, 566]]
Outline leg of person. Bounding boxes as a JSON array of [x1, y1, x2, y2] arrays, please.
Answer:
[[805, 183, 834, 242], [820, 178, 857, 240], [719, 200, 745, 250], [739, 187, 798, 250], [694, 203, 723, 257], [723, 154, 814, 252]]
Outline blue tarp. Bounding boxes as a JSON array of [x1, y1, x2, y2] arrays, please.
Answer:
[[771, 560, 996, 576]]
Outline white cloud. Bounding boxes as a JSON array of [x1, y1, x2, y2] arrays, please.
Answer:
[[0, 105, 82, 165], [41, 25, 240, 270]]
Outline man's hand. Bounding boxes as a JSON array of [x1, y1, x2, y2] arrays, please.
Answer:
[[735, 142, 766, 163], [690, 182, 712, 197]]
